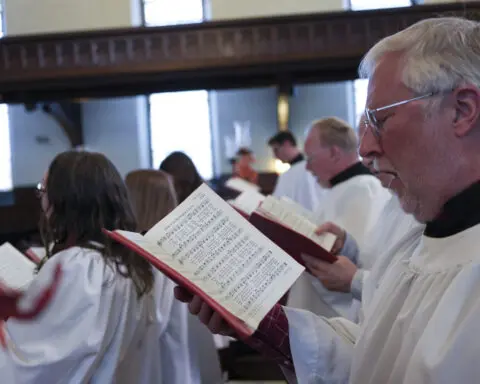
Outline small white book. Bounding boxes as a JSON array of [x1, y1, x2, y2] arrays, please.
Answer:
[[229, 190, 266, 217], [225, 177, 260, 193], [0, 242, 37, 291]]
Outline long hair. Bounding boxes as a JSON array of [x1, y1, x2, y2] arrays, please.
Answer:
[[38, 150, 154, 296], [159, 151, 203, 203], [125, 169, 178, 233]]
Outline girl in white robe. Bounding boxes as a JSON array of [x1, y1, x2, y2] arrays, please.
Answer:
[[0, 151, 199, 383], [126, 169, 221, 384]]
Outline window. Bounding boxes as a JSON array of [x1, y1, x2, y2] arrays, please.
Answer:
[[350, 0, 413, 11], [143, 0, 213, 179], [350, 0, 413, 127], [0, 4, 12, 191]]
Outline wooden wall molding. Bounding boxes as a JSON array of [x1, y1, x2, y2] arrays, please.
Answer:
[[0, 2, 479, 102]]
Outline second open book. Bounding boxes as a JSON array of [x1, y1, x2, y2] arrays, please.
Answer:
[[106, 184, 334, 339]]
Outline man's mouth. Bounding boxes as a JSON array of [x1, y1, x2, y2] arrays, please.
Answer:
[[373, 170, 398, 189]]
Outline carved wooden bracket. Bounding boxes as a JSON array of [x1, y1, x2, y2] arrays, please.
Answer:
[[1, 2, 479, 103], [25, 102, 83, 147]]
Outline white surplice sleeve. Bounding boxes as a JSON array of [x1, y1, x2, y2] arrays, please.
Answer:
[[401, 265, 480, 384], [156, 276, 201, 384], [284, 307, 357, 384], [0, 247, 128, 383]]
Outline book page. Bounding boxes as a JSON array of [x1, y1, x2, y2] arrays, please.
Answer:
[[225, 177, 260, 193], [279, 196, 318, 223], [144, 184, 304, 331], [0, 243, 36, 291], [259, 196, 336, 251], [230, 190, 265, 216]]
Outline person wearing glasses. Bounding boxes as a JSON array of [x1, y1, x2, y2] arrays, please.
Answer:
[[176, 17, 480, 383], [302, 115, 424, 310], [286, 116, 391, 322], [0, 151, 200, 383]]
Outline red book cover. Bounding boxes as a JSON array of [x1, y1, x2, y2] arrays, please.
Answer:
[[230, 204, 250, 219], [249, 212, 337, 266], [24, 249, 42, 265], [104, 229, 254, 340]]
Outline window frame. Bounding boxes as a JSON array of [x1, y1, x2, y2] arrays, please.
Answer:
[[141, 0, 214, 179], [0, 2, 13, 192], [348, 0, 419, 9], [349, 0, 416, 129]]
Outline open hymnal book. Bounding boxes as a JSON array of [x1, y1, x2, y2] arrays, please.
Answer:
[[225, 177, 260, 193], [105, 184, 304, 339], [258, 196, 336, 251], [0, 242, 37, 291], [228, 190, 266, 217], [279, 196, 318, 223], [247, 195, 338, 265]]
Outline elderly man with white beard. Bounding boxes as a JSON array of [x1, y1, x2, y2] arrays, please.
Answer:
[[174, 17, 480, 383]]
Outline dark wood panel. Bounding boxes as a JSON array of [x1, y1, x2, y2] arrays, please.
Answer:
[[0, 2, 479, 102], [0, 187, 40, 244]]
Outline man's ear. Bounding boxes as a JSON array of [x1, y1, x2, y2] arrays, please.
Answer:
[[330, 146, 341, 162], [453, 85, 480, 137]]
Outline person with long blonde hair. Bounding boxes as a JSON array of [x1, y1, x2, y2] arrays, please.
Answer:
[[126, 169, 221, 384], [125, 169, 178, 233]]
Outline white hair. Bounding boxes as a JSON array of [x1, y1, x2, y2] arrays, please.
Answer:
[[359, 17, 480, 95]]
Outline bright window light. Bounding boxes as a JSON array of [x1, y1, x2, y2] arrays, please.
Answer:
[[0, 6, 12, 191], [143, 0, 213, 179]]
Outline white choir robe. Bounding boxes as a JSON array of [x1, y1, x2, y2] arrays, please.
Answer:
[[285, 222, 480, 383], [0, 246, 200, 384], [349, 194, 425, 310], [287, 174, 391, 321], [273, 160, 325, 212]]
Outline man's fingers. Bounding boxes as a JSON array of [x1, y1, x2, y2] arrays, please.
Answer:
[[174, 286, 194, 303], [302, 254, 330, 271], [208, 312, 228, 334], [188, 295, 204, 315], [198, 302, 214, 326], [315, 222, 343, 237]]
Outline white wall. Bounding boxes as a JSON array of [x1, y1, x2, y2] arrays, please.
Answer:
[[4, 0, 148, 186], [82, 97, 151, 177], [290, 83, 355, 144], [209, 0, 347, 19], [208, 0, 352, 173]]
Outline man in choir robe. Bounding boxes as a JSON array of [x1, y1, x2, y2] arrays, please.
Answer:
[[303, 116, 424, 304], [176, 17, 480, 384], [268, 131, 325, 212], [286, 117, 391, 321]]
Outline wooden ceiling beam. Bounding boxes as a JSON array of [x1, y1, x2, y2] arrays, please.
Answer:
[[0, 2, 479, 103]]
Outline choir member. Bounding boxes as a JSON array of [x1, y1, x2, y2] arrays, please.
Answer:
[[0, 151, 197, 383], [287, 117, 391, 321], [126, 169, 221, 384], [268, 131, 325, 212], [178, 17, 480, 383], [159, 151, 203, 203]]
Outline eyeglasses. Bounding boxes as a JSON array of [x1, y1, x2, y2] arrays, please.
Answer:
[[365, 93, 435, 138], [36, 182, 46, 198]]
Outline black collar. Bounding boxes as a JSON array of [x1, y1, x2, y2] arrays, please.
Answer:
[[425, 181, 480, 238], [329, 162, 372, 187], [289, 153, 304, 165]]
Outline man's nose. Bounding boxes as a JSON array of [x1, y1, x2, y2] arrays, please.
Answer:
[[359, 124, 382, 159]]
